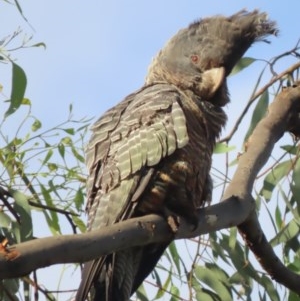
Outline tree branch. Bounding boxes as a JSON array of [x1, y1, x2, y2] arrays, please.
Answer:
[[0, 195, 251, 279], [220, 61, 300, 143], [222, 84, 300, 294], [1, 84, 300, 295]]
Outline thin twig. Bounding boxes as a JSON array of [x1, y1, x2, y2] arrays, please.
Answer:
[[220, 61, 300, 143]]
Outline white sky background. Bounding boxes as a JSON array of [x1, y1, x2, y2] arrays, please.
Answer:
[[1, 1, 300, 300]]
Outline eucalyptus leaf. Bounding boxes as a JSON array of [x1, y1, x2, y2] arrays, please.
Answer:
[[5, 62, 27, 118]]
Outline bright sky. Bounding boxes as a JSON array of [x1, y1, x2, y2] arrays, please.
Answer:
[[1, 1, 299, 124], [1, 1, 300, 300]]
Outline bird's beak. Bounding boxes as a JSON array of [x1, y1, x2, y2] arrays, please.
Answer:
[[201, 67, 225, 98]]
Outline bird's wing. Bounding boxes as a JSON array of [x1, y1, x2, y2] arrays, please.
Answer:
[[85, 84, 188, 230], [76, 84, 189, 300]]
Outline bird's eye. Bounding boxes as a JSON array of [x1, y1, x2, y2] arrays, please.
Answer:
[[191, 55, 199, 63]]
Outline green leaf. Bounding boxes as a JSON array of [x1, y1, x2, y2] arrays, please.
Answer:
[[229, 227, 237, 250], [154, 271, 171, 299], [195, 287, 221, 301], [230, 57, 256, 76], [281, 145, 298, 155], [244, 90, 269, 142], [21, 98, 31, 105], [270, 219, 300, 247], [12, 190, 33, 241], [47, 163, 58, 172], [5, 62, 27, 118], [192, 276, 220, 301], [228, 157, 238, 167], [167, 241, 181, 275], [42, 149, 53, 165], [11, 220, 21, 244], [31, 118, 42, 132], [259, 275, 280, 301], [74, 188, 84, 211], [289, 291, 300, 301], [214, 143, 235, 154], [219, 233, 256, 282], [152, 268, 162, 288], [209, 233, 229, 263], [0, 212, 11, 228], [170, 285, 180, 301], [260, 160, 292, 201], [40, 184, 60, 234], [71, 145, 85, 163], [196, 291, 220, 301], [2, 278, 19, 295], [63, 128, 75, 135], [194, 264, 232, 301], [58, 143, 65, 158], [30, 42, 46, 49], [275, 205, 283, 230], [291, 159, 300, 199], [289, 257, 300, 271], [136, 284, 149, 301], [61, 136, 72, 145], [72, 216, 86, 233], [13, 0, 28, 22]]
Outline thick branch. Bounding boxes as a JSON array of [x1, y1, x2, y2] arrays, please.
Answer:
[[1, 84, 300, 295], [0, 195, 251, 279], [223, 84, 300, 294], [239, 214, 300, 294]]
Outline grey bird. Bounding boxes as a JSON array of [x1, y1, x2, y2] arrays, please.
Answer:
[[76, 10, 277, 301]]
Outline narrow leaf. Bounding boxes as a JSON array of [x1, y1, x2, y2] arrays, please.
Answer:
[[71, 145, 85, 163], [74, 188, 84, 211], [0, 212, 11, 228], [30, 42, 46, 49], [42, 149, 53, 165], [5, 62, 27, 118], [214, 143, 235, 154], [72, 216, 86, 233], [58, 143, 65, 158], [260, 275, 280, 301], [40, 184, 60, 234], [13, 0, 30, 24], [292, 159, 300, 193], [195, 265, 232, 301], [260, 160, 292, 201], [230, 57, 256, 76], [270, 219, 300, 247], [244, 90, 269, 142], [275, 205, 283, 230], [12, 190, 33, 241], [167, 242, 181, 275]]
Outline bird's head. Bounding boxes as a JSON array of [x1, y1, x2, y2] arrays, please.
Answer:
[[146, 10, 278, 106]]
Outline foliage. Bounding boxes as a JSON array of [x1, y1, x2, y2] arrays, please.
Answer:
[[1, 2, 300, 301], [0, 5, 89, 299]]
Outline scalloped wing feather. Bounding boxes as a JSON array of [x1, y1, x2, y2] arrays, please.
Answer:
[[85, 84, 189, 230]]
